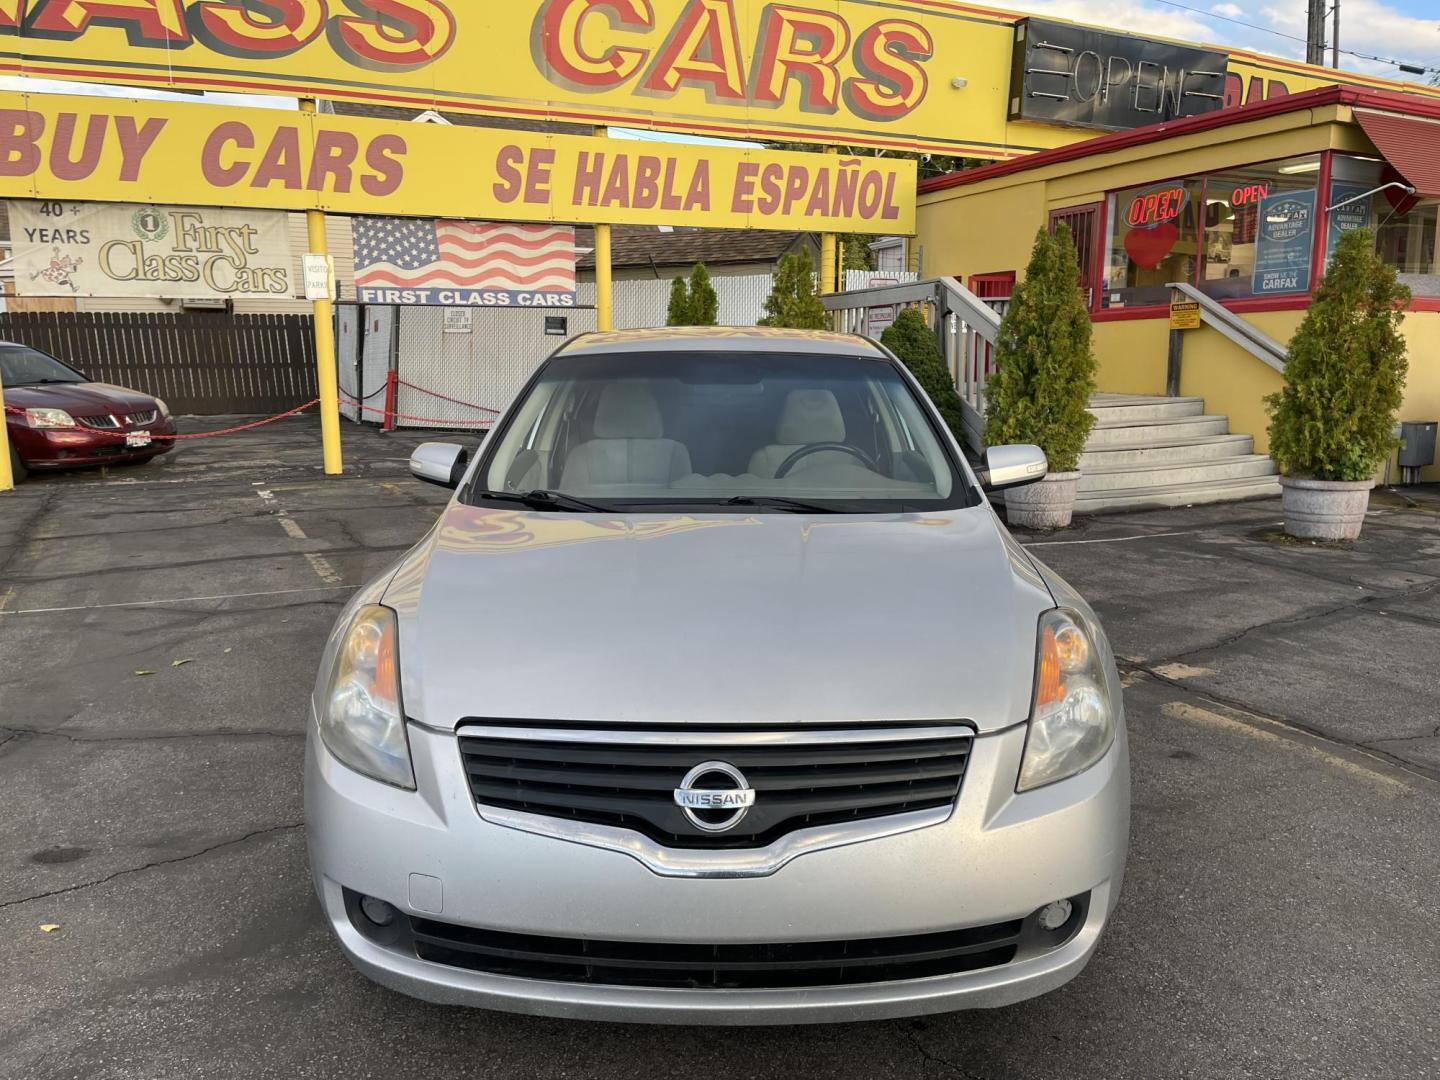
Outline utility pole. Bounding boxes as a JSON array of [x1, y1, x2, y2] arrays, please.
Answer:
[[1330, 0, 1340, 68], [1305, 0, 1326, 65]]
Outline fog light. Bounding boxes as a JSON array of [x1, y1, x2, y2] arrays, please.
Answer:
[[1037, 899, 1073, 932], [359, 895, 397, 927]]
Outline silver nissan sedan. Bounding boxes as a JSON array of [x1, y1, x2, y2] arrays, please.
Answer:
[[305, 327, 1130, 1025]]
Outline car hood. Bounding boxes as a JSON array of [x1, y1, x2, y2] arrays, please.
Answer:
[[5, 381, 157, 416], [383, 504, 1056, 734]]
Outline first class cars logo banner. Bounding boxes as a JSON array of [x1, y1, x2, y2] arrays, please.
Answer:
[[9, 198, 293, 298], [0, 2, 1432, 159], [352, 218, 577, 307], [0, 91, 916, 233]]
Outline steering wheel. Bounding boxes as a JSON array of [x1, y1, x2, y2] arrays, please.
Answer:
[[775, 442, 878, 479]]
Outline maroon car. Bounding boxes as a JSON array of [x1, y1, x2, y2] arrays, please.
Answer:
[[3, 342, 177, 480]]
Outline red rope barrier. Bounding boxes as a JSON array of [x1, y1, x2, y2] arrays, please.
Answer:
[[5, 381, 497, 441], [395, 379, 501, 414]]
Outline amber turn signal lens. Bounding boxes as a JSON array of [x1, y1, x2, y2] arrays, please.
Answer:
[[1036, 625, 1064, 707]]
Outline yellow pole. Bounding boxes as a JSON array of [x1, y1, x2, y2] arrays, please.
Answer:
[[0, 369, 14, 492], [820, 147, 837, 297], [301, 97, 343, 476], [593, 126, 614, 332]]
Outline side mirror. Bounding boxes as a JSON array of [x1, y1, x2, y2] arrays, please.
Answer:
[[410, 442, 470, 489], [978, 444, 1047, 492]]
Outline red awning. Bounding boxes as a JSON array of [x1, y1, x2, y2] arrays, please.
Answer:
[[1354, 109, 1440, 199]]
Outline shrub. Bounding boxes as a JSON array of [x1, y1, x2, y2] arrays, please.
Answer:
[[666, 277, 691, 327], [1266, 227, 1410, 481], [758, 252, 828, 330], [881, 306, 966, 441], [982, 224, 1096, 473], [687, 262, 719, 326]]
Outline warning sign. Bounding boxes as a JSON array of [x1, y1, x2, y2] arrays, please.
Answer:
[[1170, 299, 1202, 331]]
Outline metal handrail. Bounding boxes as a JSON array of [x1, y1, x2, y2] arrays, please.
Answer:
[[1166, 282, 1287, 374], [824, 276, 1003, 452]]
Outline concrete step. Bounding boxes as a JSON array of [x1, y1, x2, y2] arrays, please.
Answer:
[[1086, 396, 1205, 423], [1074, 475, 1282, 514], [1078, 455, 1277, 492], [1080, 433, 1255, 469], [1085, 415, 1231, 446]]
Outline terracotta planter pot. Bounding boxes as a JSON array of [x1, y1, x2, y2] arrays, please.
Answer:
[[1279, 476, 1374, 541], [1002, 472, 1080, 529]]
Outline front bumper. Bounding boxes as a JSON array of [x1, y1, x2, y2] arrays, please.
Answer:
[[305, 716, 1129, 1024], [14, 422, 177, 468]]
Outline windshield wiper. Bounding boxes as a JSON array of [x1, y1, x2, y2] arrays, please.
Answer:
[[722, 495, 846, 514], [475, 489, 614, 513]]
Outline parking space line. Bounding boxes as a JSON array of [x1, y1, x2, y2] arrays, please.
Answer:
[[0, 585, 354, 617], [1161, 701, 1412, 791], [256, 488, 344, 586], [1025, 530, 1201, 548]]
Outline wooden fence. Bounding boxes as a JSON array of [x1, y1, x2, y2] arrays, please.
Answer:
[[0, 311, 318, 415]]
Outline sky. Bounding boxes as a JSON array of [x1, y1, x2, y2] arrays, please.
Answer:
[[1020, 0, 1439, 81]]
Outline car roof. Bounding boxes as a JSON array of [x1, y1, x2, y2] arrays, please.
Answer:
[[557, 326, 888, 358]]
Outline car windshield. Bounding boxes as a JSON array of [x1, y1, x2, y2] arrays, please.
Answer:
[[0, 346, 86, 386], [472, 349, 976, 513]]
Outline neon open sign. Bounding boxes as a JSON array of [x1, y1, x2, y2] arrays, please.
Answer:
[[1125, 185, 1189, 227]]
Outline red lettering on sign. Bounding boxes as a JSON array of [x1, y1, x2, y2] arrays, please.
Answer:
[[26, 0, 189, 46], [0, 109, 43, 177], [752, 5, 849, 112], [1126, 185, 1187, 227], [307, 129, 360, 193], [115, 115, 165, 180], [1231, 183, 1269, 206], [330, 0, 455, 70], [49, 111, 107, 180], [360, 134, 406, 196], [189, 0, 324, 56], [844, 20, 932, 121], [201, 121, 253, 187], [536, 0, 655, 90], [642, 0, 746, 100]]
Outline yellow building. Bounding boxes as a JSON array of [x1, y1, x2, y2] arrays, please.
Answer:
[[914, 85, 1440, 483]]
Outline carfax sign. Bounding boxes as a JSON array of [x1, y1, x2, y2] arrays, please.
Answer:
[[0, 2, 1433, 159], [1252, 190, 1317, 296]]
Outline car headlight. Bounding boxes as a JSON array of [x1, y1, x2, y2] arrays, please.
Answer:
[[26, 408, 76, 429], [1018, 608, 1116, 792], [154, 398, 172, 418], [320, 605, 415, 789]]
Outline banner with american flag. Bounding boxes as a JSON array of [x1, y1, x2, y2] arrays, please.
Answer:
[[351, 218, 576, 308]]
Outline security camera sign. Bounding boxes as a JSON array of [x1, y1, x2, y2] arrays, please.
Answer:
[[10, 200, 295, 299]]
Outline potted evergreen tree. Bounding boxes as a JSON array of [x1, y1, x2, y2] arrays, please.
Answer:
[[881, 306, 967, 442], [758, 253, 828, 330], [983, 224, 1097, 528], [1267, 227, 1410, 541]]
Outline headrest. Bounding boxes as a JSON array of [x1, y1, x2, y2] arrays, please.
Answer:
[[594, 381, 664, 439], [776, 389, 845, 445]]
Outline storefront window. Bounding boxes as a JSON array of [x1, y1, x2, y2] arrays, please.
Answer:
[[1102, 180, 1202, 308], [1199, 156, 1320, 300], [1331, 155, 1439, 297]]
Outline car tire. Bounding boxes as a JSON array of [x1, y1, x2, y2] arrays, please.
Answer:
[[8, 443, 25, 482]]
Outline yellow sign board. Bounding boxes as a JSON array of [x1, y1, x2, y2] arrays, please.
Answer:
[[0, 92, 915, 232], [0, 3, 1433, 159], [1170, 298, 1202, 330]]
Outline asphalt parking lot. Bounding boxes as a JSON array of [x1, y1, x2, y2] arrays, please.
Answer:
[[2, 418, 1438, 1080]]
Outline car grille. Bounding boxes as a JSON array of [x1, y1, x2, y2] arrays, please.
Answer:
[[76, 414, 120, 429], [456, 723, 973, 849], [406, 918, 1023, 989], [126, 410, 159, 426]]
